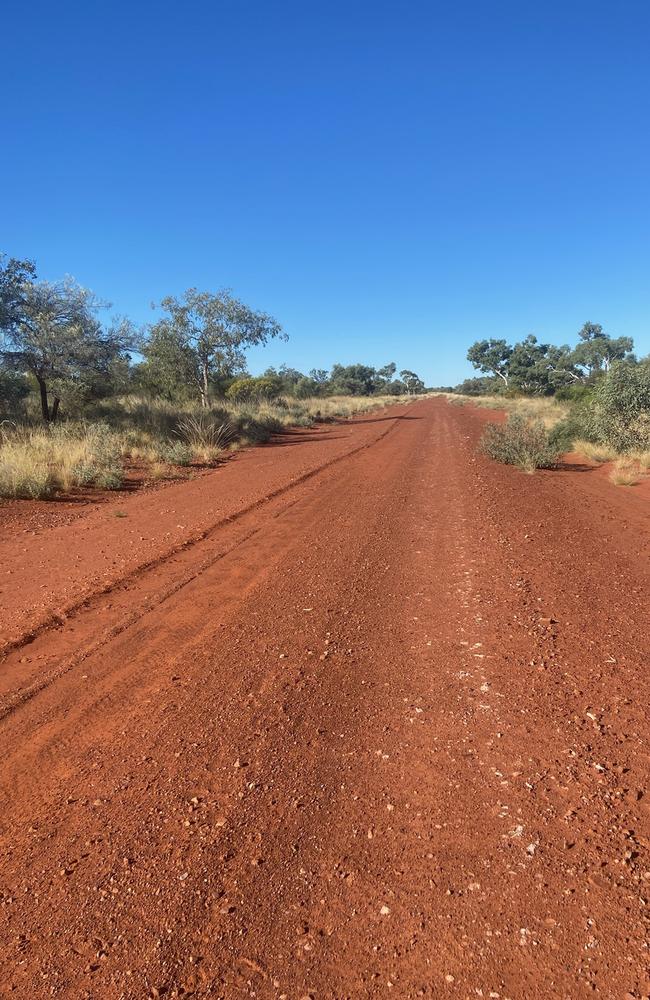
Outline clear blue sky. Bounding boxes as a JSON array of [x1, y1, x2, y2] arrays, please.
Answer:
[[3, 0, 649, 385]]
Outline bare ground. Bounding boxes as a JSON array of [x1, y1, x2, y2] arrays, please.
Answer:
[[0, 398, 648, 999]]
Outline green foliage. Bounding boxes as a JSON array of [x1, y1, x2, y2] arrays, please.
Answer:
[[399, 369, 425, 394], [0, 369, 30, 416], [480, 414, 560, 472], [466, 322, 636, 397], [157, 440, 193, 466], [467, 339, 512, 386], [293, 376, 321, 398], [573, 322, 634, 376], [0, 254, 36, 333], [225, 375, 282, 400], [324, 363, 424, 397], [590, 362, 650, 452], [554, 383, 593, 402], [329, 363, 378, 396], [1, 276, 134, 422], [455, 376, 497, 396], [134, 325, 198, 401], [377, 362, 397, 385], [146, 288, 285, 408], [95, 467, 124, 490]]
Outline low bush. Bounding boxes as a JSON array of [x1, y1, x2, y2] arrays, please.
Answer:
[[547, 407, 595, 452], [554, 383, 594, 403], [157, 440, 193, 466], [590, 363, 650, 453], [480, 414, 560, 473]]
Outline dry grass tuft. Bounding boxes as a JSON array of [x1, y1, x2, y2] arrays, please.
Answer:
[[1, 394, 418, 500], [609, 458, 645, 486], [631, 449, 650, 471], [0, 423, 123, 498], [573, 440, 619, 464], [445, 393, 568, 429]]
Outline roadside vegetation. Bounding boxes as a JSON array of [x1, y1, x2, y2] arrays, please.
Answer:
[[442, 325, 650, 480], [479, 414, 561, 474], [0, 252, 425, 500], [0, 395, 408, 500]]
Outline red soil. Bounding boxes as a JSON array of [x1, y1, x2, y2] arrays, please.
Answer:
[[0, 398, 648, 999]]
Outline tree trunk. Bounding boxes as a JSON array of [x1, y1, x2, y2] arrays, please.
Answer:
[[201, 363, 210, 408], [36, 376, 51, 422]]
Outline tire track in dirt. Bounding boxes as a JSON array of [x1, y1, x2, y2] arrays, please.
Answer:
[[0, 410, 406, 722], [0, 407, 411, 658], [0, 399, 648, 999]]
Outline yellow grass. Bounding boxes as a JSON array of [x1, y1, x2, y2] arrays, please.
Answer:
[[443, 393, 569, 429], [1, 394, 417, 499], [609, 458, 644, 486], [0, 424, 123, 498], [572, 440, 618, 464]]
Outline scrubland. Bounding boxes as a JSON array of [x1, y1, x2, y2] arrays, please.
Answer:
[[444, 391, 650, 484], [0, 394, 410, 500]]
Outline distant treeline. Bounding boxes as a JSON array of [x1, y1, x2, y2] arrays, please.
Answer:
[[454, 327, 649, 398], [449, 327, 650, 458], [0, 253, 425, 422]]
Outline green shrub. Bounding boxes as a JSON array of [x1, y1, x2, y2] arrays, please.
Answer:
[[158, 440, 193, 466], [590, 363, 650, 452], [480, 414, 560, 473], [225, 375, 282, 401], [0, 371, 30, 417], [70, 462, 98, 486], [555, 383, 593, 403], [95, 467, 123, 490], [546, 389, 598, 452]]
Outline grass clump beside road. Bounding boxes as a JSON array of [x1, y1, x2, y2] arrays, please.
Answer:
[[480, 414, 560, 473], [444, 393, 569, 429], [0, 422, 123, 499], [608, 456, 649, 486], [0, 394, 411, 500]]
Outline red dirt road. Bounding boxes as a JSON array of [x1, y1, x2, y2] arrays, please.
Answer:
[[0, 399, 649, 999]]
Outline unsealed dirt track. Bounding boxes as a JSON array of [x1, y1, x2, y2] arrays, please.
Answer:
[[1, 398, 649, 999]]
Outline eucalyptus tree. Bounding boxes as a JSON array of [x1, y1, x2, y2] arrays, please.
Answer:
[[146, 288, 285, 408], [399, 369, 425, 394], [467, 339, 513, 387], [572, 322, 634, 377], [1, 276, 133, 422], [0, 253, 36, 333]]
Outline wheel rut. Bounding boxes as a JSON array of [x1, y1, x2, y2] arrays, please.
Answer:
[[0, 399, 648, 999]]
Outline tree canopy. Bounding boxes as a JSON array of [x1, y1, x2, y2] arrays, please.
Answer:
[[0, 254, 36, 334], [1, 276, 134, 421], [466, 323, 636, 396], [144, 288, 286, 408]]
